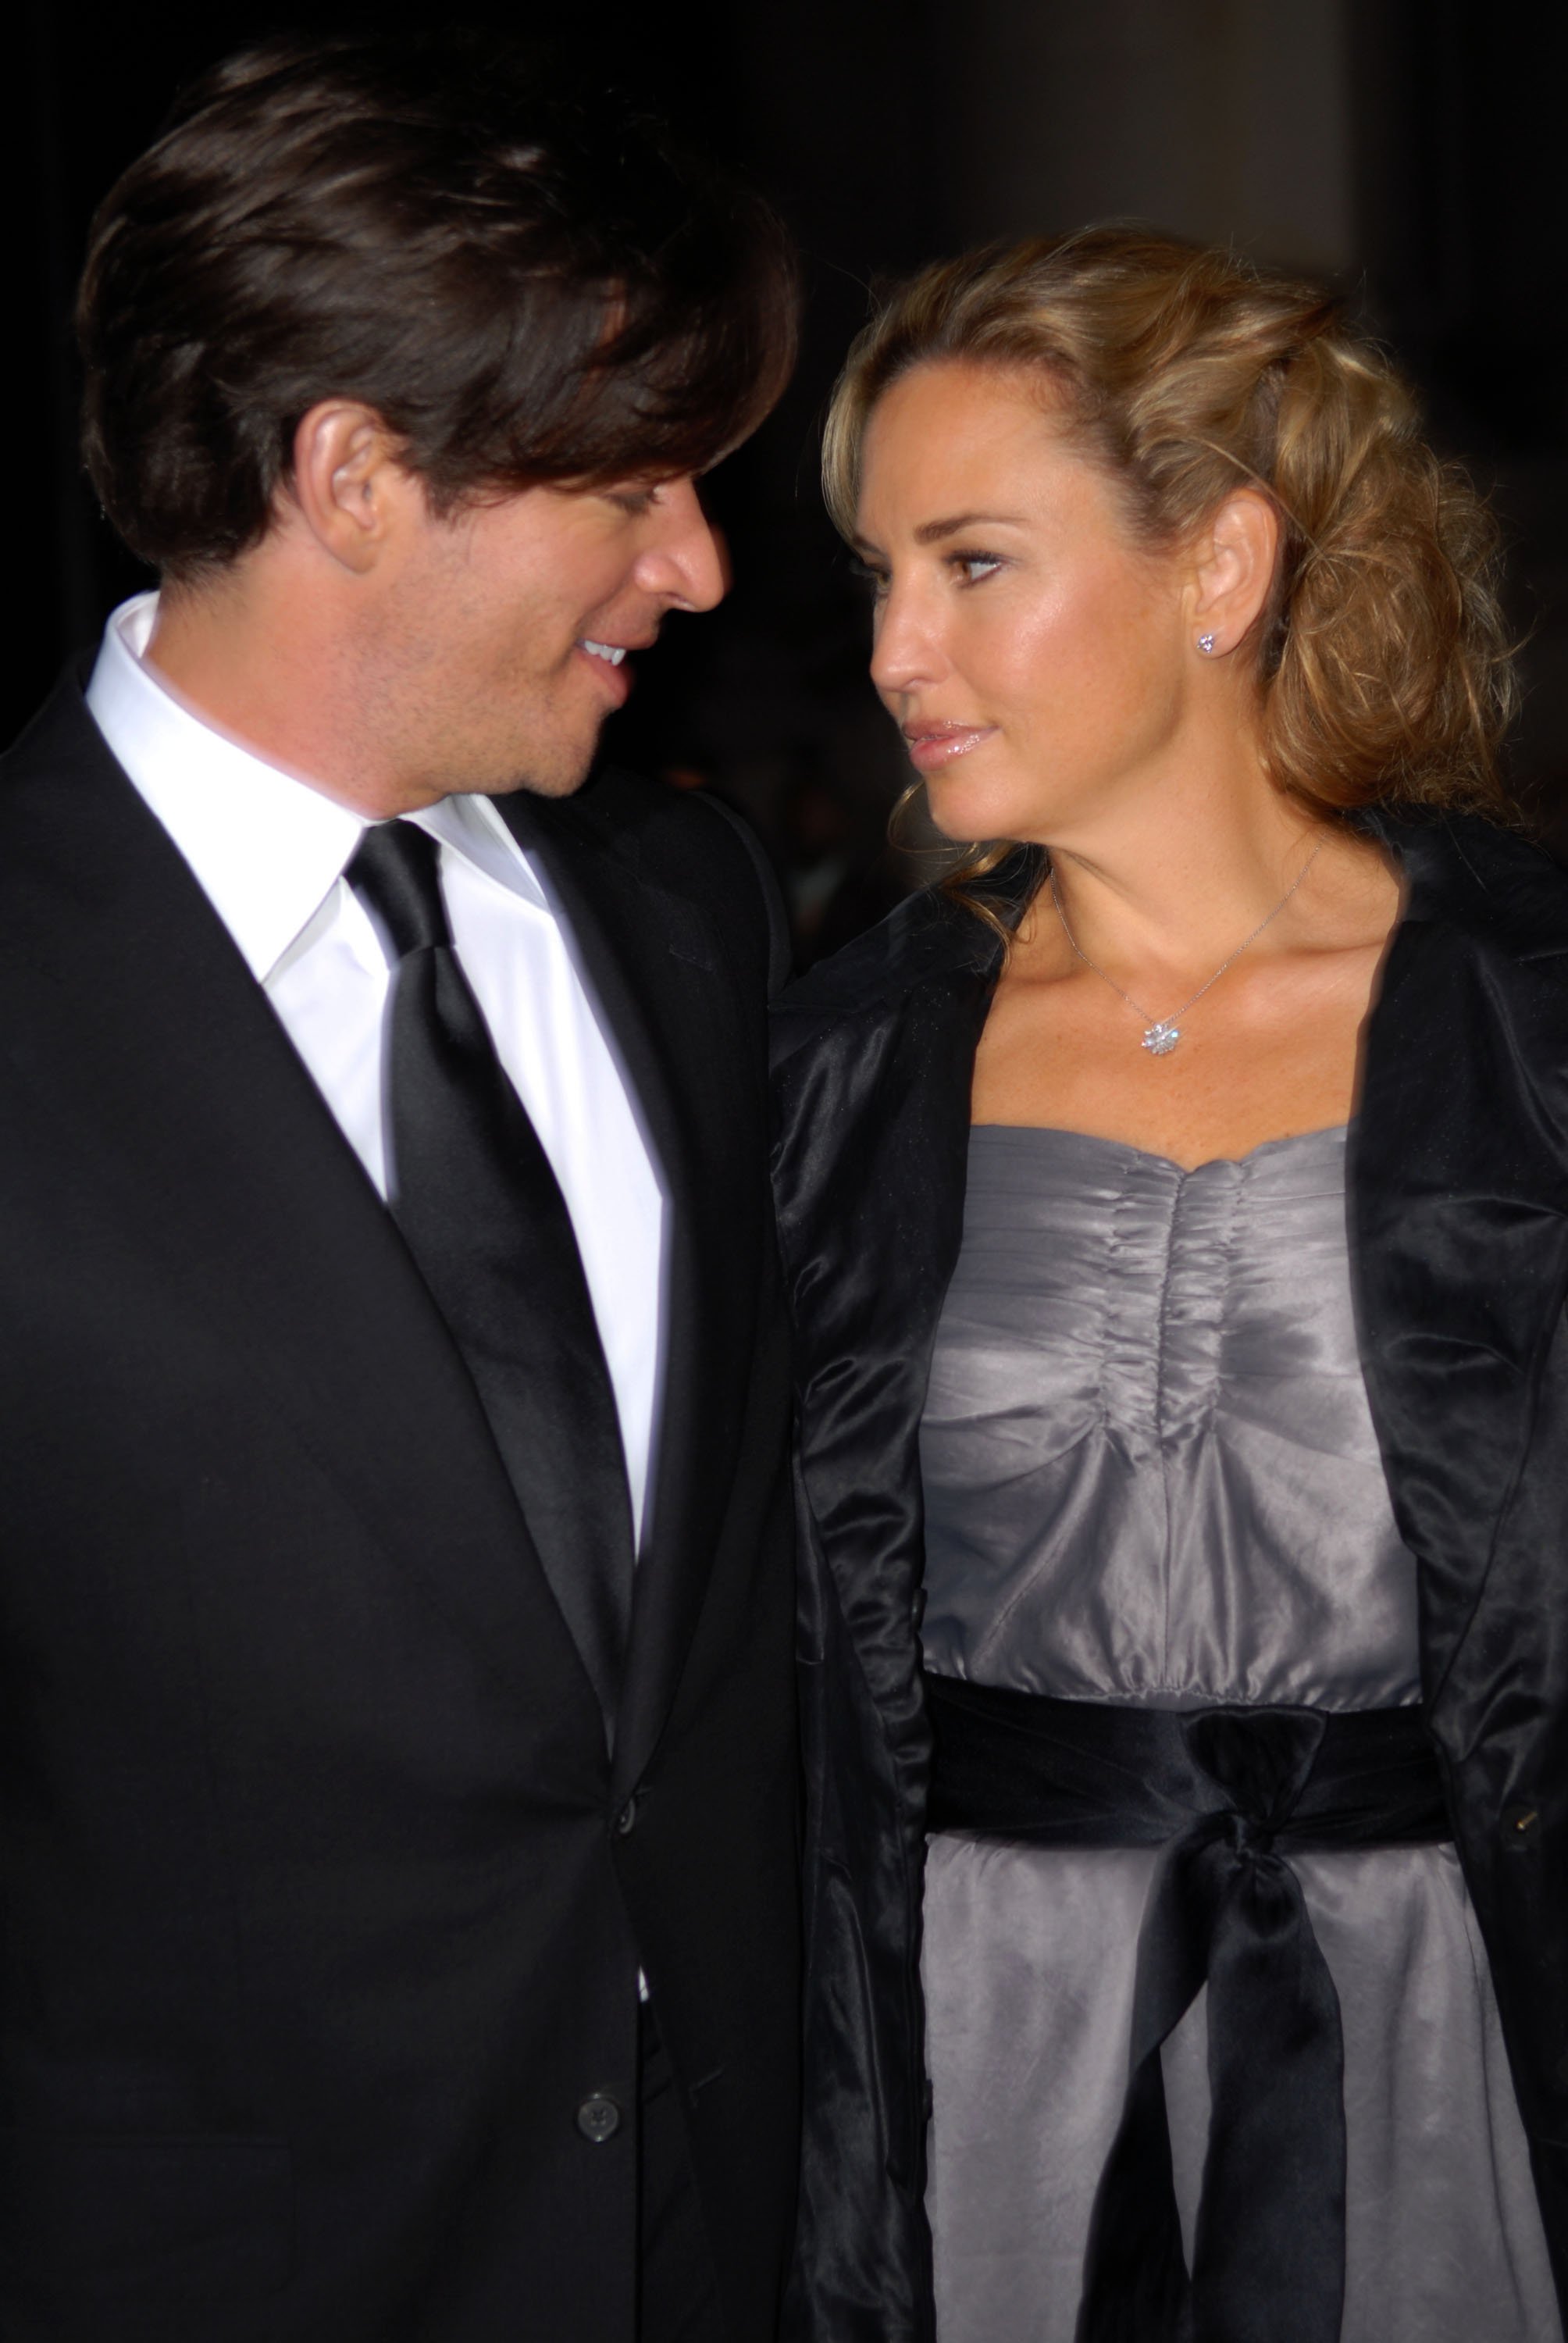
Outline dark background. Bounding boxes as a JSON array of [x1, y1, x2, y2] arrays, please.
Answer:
[[12, 0, 1568, 958]]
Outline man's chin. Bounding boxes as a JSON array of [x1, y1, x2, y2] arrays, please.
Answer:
[[501, 767, 595, 801], [453, 734, 602, 804]]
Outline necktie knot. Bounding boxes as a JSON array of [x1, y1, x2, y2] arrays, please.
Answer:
[[347, 821, 451, 962]]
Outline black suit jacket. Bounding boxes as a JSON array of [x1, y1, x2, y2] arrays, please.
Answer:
[[0, 674, 800, 2342], [772, 815, 1568, 2341]]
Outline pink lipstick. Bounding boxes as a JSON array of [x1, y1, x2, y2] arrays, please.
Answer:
[[902, 722, 998, 772]]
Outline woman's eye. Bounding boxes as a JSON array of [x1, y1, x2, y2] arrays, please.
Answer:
[[850, 560, 890, 600], [952, 551, 1003, 585]]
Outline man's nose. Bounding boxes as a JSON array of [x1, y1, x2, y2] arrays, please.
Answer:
[[640, 479, 727, 612]]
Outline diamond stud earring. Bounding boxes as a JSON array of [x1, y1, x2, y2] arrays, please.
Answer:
[[1198, 633, 1217, 655]]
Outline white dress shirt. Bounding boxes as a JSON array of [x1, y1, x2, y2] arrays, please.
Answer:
[[86, 591, 667, 1548]]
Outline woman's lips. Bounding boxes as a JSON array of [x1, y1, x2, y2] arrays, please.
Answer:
[[903, 723, 998, 772]]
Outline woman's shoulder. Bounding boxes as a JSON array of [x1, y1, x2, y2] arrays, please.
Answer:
[[1381, 807, 1568, 965], [771, 874, 1014, 1072], [1371, 814, 1568, 1125]]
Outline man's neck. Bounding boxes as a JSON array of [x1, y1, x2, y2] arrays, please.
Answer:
[[147, 570, 429, 818]]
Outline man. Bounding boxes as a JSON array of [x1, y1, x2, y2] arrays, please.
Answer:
[[0, 35, 800, 2342]]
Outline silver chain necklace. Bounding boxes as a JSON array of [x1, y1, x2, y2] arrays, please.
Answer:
[[1048, 841, 1324, 1057]]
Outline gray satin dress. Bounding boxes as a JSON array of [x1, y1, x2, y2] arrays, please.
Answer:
[[918, 1123, 1560, 2343]]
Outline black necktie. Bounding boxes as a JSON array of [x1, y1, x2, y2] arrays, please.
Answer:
[[347, 818, 635, 1735]]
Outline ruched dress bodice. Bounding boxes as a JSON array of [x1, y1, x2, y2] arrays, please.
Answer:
[[918, 1124, 1559, 2343]]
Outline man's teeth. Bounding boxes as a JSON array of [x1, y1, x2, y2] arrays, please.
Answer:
[[579, 640, 627, 666]]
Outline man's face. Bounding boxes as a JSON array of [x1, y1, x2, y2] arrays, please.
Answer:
[[372, 472, 726, 803]]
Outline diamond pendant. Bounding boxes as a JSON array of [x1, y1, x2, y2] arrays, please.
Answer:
[[1142, 1022, 1181, 1056]]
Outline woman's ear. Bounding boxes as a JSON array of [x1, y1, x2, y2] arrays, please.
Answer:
[[1188, 489, 1280, 658]]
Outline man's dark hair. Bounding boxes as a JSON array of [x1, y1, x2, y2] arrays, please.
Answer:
[[77, 33, 799, 579]]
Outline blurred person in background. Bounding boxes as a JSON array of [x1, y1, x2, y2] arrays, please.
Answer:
[[774, 228, 1568, 2342], [776, 769, 907, 968], [0, 33, 800, 2341]]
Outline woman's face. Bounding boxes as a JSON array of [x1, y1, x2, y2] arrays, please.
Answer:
[[854, 359, 1196, 847]]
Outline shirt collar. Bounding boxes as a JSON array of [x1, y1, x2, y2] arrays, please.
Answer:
[[417, 788, 549, 910], [85, 591, 547, 982]]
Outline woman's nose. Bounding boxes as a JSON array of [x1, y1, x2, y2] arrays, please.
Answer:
[[869, 580, 943, 698]]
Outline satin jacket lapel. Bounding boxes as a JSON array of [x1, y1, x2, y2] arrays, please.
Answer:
[[3, 688, 603, 1742], [1350, 815, 1568, 1697], [494, 786, 754, 1794], [772, 886, 1008, 1760]]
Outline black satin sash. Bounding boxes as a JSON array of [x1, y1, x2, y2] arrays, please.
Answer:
[[926, 1673, 1452, 2343]]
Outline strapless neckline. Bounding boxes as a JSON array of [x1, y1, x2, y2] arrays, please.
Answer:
[[968, 1121, 1350, 1180]]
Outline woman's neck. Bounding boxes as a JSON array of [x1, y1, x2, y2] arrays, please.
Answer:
[[1025, 753, 1335, 990]]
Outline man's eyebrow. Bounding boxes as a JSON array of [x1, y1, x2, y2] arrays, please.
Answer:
[[852, 511, 1028, 553]]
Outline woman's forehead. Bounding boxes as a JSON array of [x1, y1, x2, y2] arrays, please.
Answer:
[[856, 364, 1100, 540]]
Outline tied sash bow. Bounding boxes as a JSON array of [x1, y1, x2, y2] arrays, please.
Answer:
[[925, 1678, 1451, 2343]]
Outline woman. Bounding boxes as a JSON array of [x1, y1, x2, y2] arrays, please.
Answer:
[[774, 228, 1568, 2343]]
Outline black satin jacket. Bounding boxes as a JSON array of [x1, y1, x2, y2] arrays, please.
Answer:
[[772, 812, 1568, 2342]]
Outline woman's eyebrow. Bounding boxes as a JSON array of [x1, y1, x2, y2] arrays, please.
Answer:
[[912, 509, 1027, 544], [850, 508, 1028, 555]]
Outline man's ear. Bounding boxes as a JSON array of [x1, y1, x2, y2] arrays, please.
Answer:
[[1188, 488, 1280, 658], [287, 401, 414, 575]]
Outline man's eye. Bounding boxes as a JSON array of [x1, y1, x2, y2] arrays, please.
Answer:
[[951, 551, 1003, 584], [607, 487, 656, 518]]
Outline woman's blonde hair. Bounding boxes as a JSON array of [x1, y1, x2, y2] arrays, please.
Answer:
[[823, 226, 1517, 909]]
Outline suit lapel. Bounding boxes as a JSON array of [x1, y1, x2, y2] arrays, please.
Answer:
[[2, 686, 604, 1744], [1350, 815, 1568, 1699], [494, 785, 758, 1795], [492, 787, 754, 1790]]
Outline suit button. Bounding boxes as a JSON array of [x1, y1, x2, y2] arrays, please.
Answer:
[[577, 2094, 622, 2143], [1503, 1804, 1541, 1852], [615, 1796, 639, 1837]]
